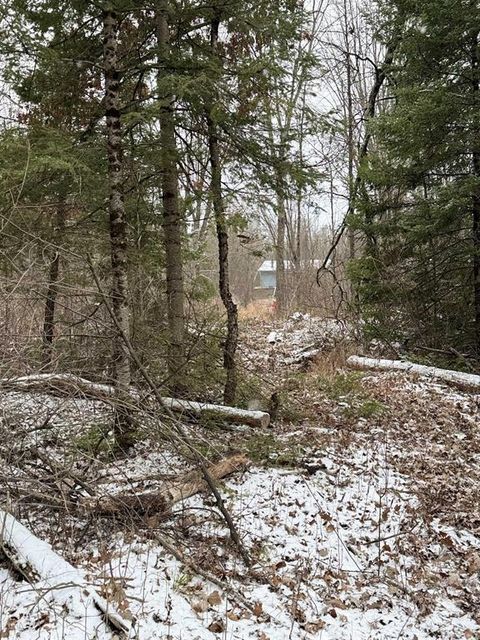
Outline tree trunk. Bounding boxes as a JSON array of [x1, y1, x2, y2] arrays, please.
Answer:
[[471, 25, 480, 355], [156, 1, 185, 390], [0, 510, 133, 636], [343, 0, 356, 264], [275, 169, 287, 316], [103, 6, 134, 450], [207, 17, 238, 405], [317, 39, 398, 285], [347, 355, 480, 390], [42, 202, 66, 368], [82, 453, 250, 516]]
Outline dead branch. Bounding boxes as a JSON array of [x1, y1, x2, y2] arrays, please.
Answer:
[[0, 509, 134, 637], [82, 453, 250, 516], [0, 374, 270, 427]]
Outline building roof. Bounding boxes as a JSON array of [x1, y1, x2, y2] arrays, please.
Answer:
[[258, 259, 322, 272], [258, 260, 292, 272]]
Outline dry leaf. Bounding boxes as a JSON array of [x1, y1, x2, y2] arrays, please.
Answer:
[[305, 621, 326, 633], [207, 619, 225, 633], [207, 591, 222, 606], [192, 599, 209, 614], [227, 611, 240, 621]]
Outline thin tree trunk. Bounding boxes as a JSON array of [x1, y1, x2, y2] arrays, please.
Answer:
[[42, 202, 66, 368], [275, 164, 287, 316], [156, 1, 185, 390], [317, 39, 398, 284], [471, 25, 480, 355], [207, 17, 238, 405], [343, 0, 355, 263], [103, 5, 134, 450]]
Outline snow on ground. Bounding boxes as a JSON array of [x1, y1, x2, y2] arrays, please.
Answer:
[[0, 315, 479, 639]]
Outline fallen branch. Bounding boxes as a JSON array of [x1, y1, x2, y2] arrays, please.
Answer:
[[0, 509, 134, 637], [87, 254, 252, 567], [284, 348, 320, 366], [82, 453, 250, 516], [161, 397, 270, 428], [155, 532, 270, 621], [0, 374, 270, 427], [347, 355, 480, 390]]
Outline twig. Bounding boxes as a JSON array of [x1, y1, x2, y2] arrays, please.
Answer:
[[86, 254, 251, 567]]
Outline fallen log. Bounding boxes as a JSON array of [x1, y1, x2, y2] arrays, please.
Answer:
[[82, 453, 249, 516], [284, 348, 320, 366], [0, 374, 270, 427], [347, 355, 480, 390], [161, 397, 270, 428], [0, 509, 134, 637]]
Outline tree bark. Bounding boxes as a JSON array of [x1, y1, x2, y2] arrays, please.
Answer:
[[103, 5, 134, 450], [41, 202, 66, 368], [156, 1, 186, 390], [207, 17, 238, 405], [471, 25, 480, 355], [343, 0, 356, 264], [82, 453, 250, 516], [275, 164, 287, 316], [0, 373, 271, 427], [347, 355, 480, 390]]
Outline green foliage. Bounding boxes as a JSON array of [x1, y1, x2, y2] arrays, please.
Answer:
[[352, 0, 480, 358], [316, 371, 364, 400], [72, 423, 113, 458], [245, 431, 303, 468], [315, 371, 387, 421]]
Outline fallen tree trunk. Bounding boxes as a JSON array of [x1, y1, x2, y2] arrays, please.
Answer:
[[82, 453, 249, 516], [284, 348, 320, 366], [0, 374, 270, 427], [347, 355, 480, 390], [161, 397, 270, 428], [0, 509, 134, 637]]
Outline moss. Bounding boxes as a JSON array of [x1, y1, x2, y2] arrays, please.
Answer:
[[72, 422, 114, 458], [343, 398, 387, 420], [316, 371, 364, 400], [245, 432, 303, 468]]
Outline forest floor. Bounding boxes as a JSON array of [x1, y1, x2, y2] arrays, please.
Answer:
[[1, 314, 479, 639]]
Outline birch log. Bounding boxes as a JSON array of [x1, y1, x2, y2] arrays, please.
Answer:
[[0, 374, 270, 427], [82, 453, 249, 516], [0, 509, 134, 637], [347, 356, 480, 390]]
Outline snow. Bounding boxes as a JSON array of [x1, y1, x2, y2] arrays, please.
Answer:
[[347, 355, 480, 389], [1, 316, 479, 639], [0, 511, 132, 639]]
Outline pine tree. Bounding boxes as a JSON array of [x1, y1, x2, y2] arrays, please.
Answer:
[[352, 0, 480, 359]]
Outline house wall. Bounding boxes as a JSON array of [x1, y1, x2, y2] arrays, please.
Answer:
[[259, 271, 276, 289]]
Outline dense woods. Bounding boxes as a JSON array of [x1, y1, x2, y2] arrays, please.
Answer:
[[0, 1, 479, 639], [0, 0, 476, 412]]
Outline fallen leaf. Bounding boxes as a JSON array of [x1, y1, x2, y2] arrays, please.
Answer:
[[207, 619, 225, 633], [207, 591, 222, 606], [227, 611, 240, 621]]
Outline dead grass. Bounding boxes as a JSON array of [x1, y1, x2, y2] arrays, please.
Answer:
[[308, 339, 356, 377], [238, 299, 274, 321]]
